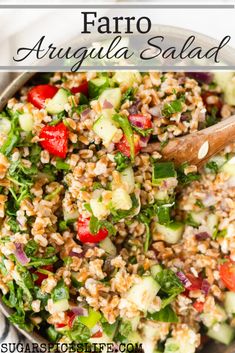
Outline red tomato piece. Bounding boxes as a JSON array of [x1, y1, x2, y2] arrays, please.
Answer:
[[67, 311, 77, 328], [77, 217, 108, 243], [71, 81, 89, 96], [202, 91, 222, 114], [128, 114, 152, 129], [39, 122, 68, 158], [55, 323, 67, 329], [193, 301, 204, 313], [116, 134, 141, 158], [34, 265, 53, 286], [220, 259, 235, 291], [28, 85, 58, 109], [186, 274, 203, 291], [91, 331, 103, 338]]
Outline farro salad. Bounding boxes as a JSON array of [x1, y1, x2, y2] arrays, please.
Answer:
[[0, 71, 235, 352]]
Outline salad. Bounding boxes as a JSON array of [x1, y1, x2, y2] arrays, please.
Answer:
[[0, 71, 235, 352]]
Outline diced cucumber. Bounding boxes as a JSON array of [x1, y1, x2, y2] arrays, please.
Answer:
[[126, 276, 160, 312], [111, 187, 132, 210], [46, 88, 69, 115], [224, 80, 235, 105], [19, 113, 34, 132], [225, 292, 235, 315], [214, 72, 234, 91], [141, 321, 162, 353], [93, 114, 119, 146], [150, 264, 163, 278], [90, 198, 108, 220], [207, 323, 235, 345], [201, 304, 227, 328], [49, 299, 69, 314], [154, 189, 169, 201], [155, 222, 184, 244], [164, 337, 196, 353], [113, 71, 142, 86], [78, 308, 101, 329], [152, 162, 177, 186], [98, 88, 122, 109], [189, 211, 207, 226], [99, 237, 117, 256], [207, 214, 218, 236], [0, 117, 11, 134], [222, 156, 235, 176], [120, 166, 135, 194], [88, 77, 109, 99], [127, 331, 142, 344]]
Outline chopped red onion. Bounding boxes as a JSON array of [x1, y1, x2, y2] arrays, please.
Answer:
[[203, 194, 216, 207], [176, 271, 192, 288], [14, 243, 30, 265], [201, 279, 210, 296], [139, 136, 150, 148], [149, 105, 161, 117], [128, 100, 141, 115], [195, 232, 210, 241], [81, 108, 91, 119], [71, 307, 88, 317], [103, 100, 113, 109], [186, 72, 214, 85], [69, 250, 84, 258]]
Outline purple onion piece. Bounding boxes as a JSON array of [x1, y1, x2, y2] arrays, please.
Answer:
[[71, 307, 88, 317], [69, 250, 85, 258], [128, 100, 141, 115], [14, 243, 30, 266], [186, 72, 214, 85], [81, 108, 91, 119], [149, 105, 162, 117], [139, 136, 150, 148], [195, 232, 210, 241], [201, 279, 210, 296], [176, 271, 192, 288], [103, 100, 113, 109]]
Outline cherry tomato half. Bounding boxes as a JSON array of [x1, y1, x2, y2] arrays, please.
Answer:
[[128, 114, 152, 129], [39, 122, 68, 158], [116, 134, 141, 158], [71, 81, 89, 96], [220, 259, 235, 291], [77, 217, 108, 243], [28, 84, 58, 109]]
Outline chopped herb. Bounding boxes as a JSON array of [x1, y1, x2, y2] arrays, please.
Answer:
[[51, 279, 69, 302], [114, 152, 130, 172], [121, 88, 136, 103], [177, 163, 200, 185], [156, 269, 184, 308], [148, 305, 178, 323], [89, 215, 116, 237], [132, 125, 153, 137], [206, 160, 219, 174], [110, 194, 139, 223], [162, 99, 184, 117]]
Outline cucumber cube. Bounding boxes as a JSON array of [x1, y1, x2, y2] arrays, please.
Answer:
[[88, 77, 109, 99], [155, 222, 184, 244], [111, 187, 132, 210], [207, 323, 235, 345], [99, 88, 122, 109], [152, 162, 176, 185], [46, 88, 69, 115], [78, 308, 101, 329], [225, 292, 235, 314], [93, 114, 119, 146]]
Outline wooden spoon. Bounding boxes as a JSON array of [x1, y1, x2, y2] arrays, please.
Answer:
[[142, 114, 235, 167]]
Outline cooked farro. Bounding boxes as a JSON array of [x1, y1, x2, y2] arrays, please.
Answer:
[[0, 71, 235, 352]]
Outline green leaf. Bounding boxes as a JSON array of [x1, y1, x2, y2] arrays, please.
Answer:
[[132, 125, 153, 137], [0, 112, 20, 156], [148, 305, 178, 323], [89, 215, 116, 237], [206, 161, 219, 174], [112, 114, 135, 161], [25, 240, 39, 257], [46, 326, 62, 343], [162, 99, 183, 117], [114, 152, 130, 172], [156, 269, 184, 296], [55, 159, 70, 170], [66, 317, 90, 342], [51, 279, 69, 302], [119, 321, 133, 338], [110, 194, 139, 222], [121, 88, 136, 103], [177, 163, 200, 185], [27, 255, 58, 268]]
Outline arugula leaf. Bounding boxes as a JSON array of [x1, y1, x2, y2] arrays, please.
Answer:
[[46, 326, 62, 343], [55, 159, 70, 171], [205, 107, 219, 127], [25, 240, 39, 257], [156, 269, 184, 308], [132, 125, 153, 137], [121, 88, 136, 103], [162, 99, 183, 117], [148, 305, 178, 323], [177, 163, 200, 185], [206, 161, 219, 174], [89, 215, 116, 237], [27, 255, 58, 268], [114, 152, 130, 172], [0, 111, 20, 156], [112, 114, 135, 161], [66, 317, 90, 342], [185, 214, 200, 228], [51, 279, 69, 302], [7, 218, 21, 233]]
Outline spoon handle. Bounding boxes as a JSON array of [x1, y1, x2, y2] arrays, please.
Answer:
[[142, 115, 235, 167]]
